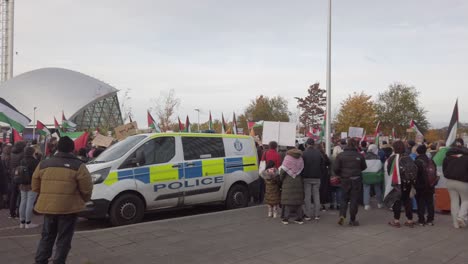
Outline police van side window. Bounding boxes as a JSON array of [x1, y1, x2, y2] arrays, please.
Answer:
[[128, 137, 175, 167], [182, 137, 225, 160]]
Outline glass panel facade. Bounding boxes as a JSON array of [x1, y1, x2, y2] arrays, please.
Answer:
[[72, 94, 123, 131]]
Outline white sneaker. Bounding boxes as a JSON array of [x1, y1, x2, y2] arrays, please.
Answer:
[[19, 223, 25, 229], [377, 203, 383, 209], [267, 211, 273, 217], [25, 223, 39, 229], [364, 205, 371, 210], [273, 212, 278, 218]]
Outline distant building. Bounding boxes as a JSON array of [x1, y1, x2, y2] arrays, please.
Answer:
[[0, 67, 123, 131]]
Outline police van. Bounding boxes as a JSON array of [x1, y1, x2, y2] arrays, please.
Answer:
[[80, 133, 258, 226]]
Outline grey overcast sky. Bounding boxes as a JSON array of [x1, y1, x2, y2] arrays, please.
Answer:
[[13, 0, 468, 129]]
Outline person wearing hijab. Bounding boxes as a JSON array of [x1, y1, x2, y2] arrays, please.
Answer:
[[279, 149, 304, 225]]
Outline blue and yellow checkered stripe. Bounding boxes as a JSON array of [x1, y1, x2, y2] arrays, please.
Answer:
[[103, 156, 257, 186]]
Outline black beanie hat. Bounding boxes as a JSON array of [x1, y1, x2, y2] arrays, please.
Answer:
[[58, 136, 74, 153], [416, 144, 427, 155]]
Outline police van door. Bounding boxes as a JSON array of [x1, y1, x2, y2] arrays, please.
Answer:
[[122, 136, 184, 210], [181, 136, 226, 205]]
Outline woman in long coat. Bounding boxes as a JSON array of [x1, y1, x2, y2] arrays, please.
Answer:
[[280, 148, 304, 225]]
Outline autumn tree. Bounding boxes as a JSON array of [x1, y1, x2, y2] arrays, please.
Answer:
[[296, 83, 326, 130], [244, 95, 290, 122], [424, 129, 444, 144], [334, 92, 377, 134], [152, 89, 181, 131], [376, 83, 429, 137]]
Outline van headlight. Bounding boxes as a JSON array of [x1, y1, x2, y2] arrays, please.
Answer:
[[91, 167, 111, 184]]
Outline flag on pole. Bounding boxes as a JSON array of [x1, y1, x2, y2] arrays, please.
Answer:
[[409, 119, 423, 136], [208, 111, 213, 130], [54, 117, 60, 130], [37, 120, 51, 136], [62, 111, 77, 131], [374, 121, 381, 146], [319, 113, 326, 141], [445, 99, 458, 147], [147, 111, 161, 133], [221, 113, 227, 134], [185, 116, 191, 133], [232, 112, 238, 135], [178, 117, 184, 132], [390, 154, 401, 185], [61, 131, 89, 152], [12, 128, 23, 142], [0, 98, 31, 132]]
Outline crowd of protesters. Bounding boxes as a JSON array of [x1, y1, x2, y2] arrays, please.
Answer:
[[257, 137, 468, 228]]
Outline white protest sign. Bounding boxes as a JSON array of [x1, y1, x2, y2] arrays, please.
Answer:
[[262, 121, 296, 147], [348, 127, 364, 138], [341, 132, 348, 139]]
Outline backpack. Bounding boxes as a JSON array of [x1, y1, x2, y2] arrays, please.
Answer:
[[399, 156, 417, 181], [13, 160, 29, 185], [425, 159, 440, 187]]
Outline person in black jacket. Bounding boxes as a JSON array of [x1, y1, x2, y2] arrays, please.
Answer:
[[302, 138, 324, 220], [443, 138, 468, 229], [414, 145, 436, 226], [18, 146, 40, 228], [8, 141, 27, 218], [334, 138, 367, 226]]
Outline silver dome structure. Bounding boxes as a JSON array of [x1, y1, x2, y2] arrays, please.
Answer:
[[0, 67, 123, 130]]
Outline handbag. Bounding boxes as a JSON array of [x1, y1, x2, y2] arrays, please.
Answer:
[[330, 176, 341, 186], [258, 152, 267, 175]]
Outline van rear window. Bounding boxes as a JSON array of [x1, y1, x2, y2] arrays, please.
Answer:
[[182, 137, 225, 160]]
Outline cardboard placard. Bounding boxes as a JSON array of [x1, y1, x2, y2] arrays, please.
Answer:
[[92, 134, 114, 147], [262, 121, 296, 147], [348, 127, 364, 138], [114, 122, 138, 141]]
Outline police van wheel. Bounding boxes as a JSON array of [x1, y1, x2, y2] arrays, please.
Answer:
[[226, 184, 249, 209], [109, 194, 144, 226]]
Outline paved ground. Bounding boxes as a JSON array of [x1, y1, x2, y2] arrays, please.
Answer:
[[0, 205, 466, 264]]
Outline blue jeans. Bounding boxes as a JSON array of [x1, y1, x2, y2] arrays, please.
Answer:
[[19, 191, 37, 223], [330, 186, 342, 207], [303, 178, 321, 217], [35, 214, 77, 264], [363, 183, 382, 206]]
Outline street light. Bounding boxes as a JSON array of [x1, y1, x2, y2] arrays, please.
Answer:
[[32, 106, 37, 141], [194, 108, 200, 132]]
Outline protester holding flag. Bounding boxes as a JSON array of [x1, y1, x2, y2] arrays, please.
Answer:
[[362, 144, 384, 210], [443, 138, 468, 229], [385, 140, 418, 228]]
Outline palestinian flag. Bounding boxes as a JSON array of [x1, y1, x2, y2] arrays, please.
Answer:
[[410, 119, 423, 136], [445, 99, 458, 147], [208, 111, 213, 130], [374, 121, 381, 146], [54, 117, 60, 130], [319, 113, 326, 140], [37, 120, 51, 136], [147, 111, 161, 133], [360, 130, 367, 145], [221, 113, 227, 134], [232, 112, 238, 135], [185, 116, 191, 133], [0, 98, 31, 132], [12, 128, 23, 142], [61, 131, 89, 152], [178, 117, 185, 132], [62, 111, 77, 131], [392, 127, 396, 140]]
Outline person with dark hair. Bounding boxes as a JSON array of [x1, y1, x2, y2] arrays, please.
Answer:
[[406, 140, 416, 155], [302, 138, 324, 220], [443, 138, 468, 229], [362, 144, 384, 210], [33, 136, 93, 263], [1, 144, 12, 209], [360, 141, 368, 155], [414, 144, 436, 226], [334, 138, 367, 226], [262, 141, 281, 169], [77, 148, 89, 163], [8, 141, 27, 218], [18, 146, 40, 228], [385, 140, 418, 228]]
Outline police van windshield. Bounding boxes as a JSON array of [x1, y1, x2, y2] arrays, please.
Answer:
[[90, 135, 146, 163]]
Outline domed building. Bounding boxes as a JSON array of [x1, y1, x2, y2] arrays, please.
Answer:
[[0, 68, 123, 131]]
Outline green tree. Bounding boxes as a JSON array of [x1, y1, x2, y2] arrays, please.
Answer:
[[244, 95, 290, 122], [296, 83, 326, 131], [334, 92, 377, 135], [376, 83, 429, 137]]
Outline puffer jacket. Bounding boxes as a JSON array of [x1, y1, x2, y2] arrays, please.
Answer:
[[280, 170, 304, 205], [32, 152, 93, 214], [443, 147, 468, 183], [9, 142, 26, 180], [301, 146, 324, 179], [362, 152, 383, 185], [334, 147, 367, 179], [19, 147, 40, 191]]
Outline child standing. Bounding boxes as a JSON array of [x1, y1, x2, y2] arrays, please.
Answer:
[[261, 160, 281, 218]]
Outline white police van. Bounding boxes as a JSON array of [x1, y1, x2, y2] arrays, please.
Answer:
[[80, 133, 258, 226]]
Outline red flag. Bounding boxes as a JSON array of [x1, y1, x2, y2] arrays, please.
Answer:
[[54, 117, 60, 129], [12, 129, 23, 142], [247, 121, 255, 130], [73, 132, 89, 152], [178, 117, 184, 132]]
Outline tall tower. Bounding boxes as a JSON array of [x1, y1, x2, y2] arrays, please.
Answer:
[[0, 0, 14, 83]]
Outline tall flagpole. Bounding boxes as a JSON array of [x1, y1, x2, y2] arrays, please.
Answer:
[[325, 0, 332, 157]]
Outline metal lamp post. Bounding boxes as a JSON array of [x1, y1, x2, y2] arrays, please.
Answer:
[[325, 0, 332, 157], [194, 108, 200, 132]]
